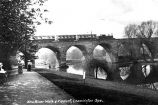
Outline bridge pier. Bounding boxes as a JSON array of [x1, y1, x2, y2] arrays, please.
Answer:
[[58, 52, 67, 68], [84, 54, 94, 77]]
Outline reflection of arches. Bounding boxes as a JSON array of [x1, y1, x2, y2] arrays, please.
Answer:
[[88, 59, 112, 80], [94, 67, 107, 80], [142, 65, 152, 77], [119, 66, 131, 80]]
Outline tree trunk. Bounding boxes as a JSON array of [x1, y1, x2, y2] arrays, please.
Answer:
[[95, 67, 98, 79], [0, 53, 12, 70], [24, 54, 28, 69]]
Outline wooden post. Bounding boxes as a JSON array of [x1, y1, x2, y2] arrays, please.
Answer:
[[83, 71, 86, 84]]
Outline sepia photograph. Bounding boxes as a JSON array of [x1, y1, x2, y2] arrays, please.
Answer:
[[0, 0, 158, 105]]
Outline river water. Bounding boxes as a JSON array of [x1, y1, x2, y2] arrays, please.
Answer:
[[35, 61, 158, 90], [35, 61, 154, 80]]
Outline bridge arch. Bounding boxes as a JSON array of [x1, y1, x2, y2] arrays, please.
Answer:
[[65, 45, 88, 60], [84, 43, 115, 80], [35, 46, 60, 69], [94, 43, 116, 63], [88, 59, 112, 80], [67, 45, 87, 55], [44, 46, 61, 61]]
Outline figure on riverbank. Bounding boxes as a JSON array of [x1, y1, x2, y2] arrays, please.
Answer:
[[27, 61, 32, 71], [18, 62, 23, 74]]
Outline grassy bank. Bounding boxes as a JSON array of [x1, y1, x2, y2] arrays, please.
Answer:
[[34, 69, 158, 105]]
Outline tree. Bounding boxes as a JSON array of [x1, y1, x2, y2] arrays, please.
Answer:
[[124, 24, 138, 38], [0, 0, 52, 69], [124, 20, 158, 62], [124, 20, 158, 90]]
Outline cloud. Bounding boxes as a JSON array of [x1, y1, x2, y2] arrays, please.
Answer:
[[35, 0, 158, 38], [111, 0, 133, 13], [110, 0, 158, 22]]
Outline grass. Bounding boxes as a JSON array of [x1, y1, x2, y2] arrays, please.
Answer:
[[34, 69, 158, 105]]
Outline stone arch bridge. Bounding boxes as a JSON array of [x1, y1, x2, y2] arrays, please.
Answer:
[[33, 36, 154, 64], [32, 36, 158, 84], [34, 39, 118, 64]]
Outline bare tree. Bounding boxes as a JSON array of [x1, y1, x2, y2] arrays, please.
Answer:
[[124, 20, 158, 62], [124, 20, 158, 90], [124, 24, 138, 38]]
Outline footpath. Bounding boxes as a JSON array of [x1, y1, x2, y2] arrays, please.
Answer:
[[0, 69, 80, 105]]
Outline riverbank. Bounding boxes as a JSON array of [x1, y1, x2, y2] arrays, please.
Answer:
[[34, 68, 158, 105]]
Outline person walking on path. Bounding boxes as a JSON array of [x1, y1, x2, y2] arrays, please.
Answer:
[[27, 60, 32, 71], [18, 62, 23, 74]]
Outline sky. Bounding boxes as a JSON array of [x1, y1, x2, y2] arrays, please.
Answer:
[[35, 0, 158, 38]]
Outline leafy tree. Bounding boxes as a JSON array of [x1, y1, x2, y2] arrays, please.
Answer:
[[0, 0, 52, 69]]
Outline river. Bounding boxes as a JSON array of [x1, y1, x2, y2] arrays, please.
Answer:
[[35, 61, 158, 90]]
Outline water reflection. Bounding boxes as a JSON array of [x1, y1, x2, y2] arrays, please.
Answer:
[[119, 66, 131, 80], [94, 67, 107, 79], [65, 62, 157, 81], [67, 65, 84, 75], [35, 58, 158, 86], [66, 62, 131, 80], [66, 63, 108, 79], [63, 61, 158, 90], [66, 62, 109, 80], [142, 65, 151, 77]]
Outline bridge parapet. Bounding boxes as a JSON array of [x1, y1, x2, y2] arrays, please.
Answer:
[[32, 34, 114, 42], [33, 36, 55, 40]]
